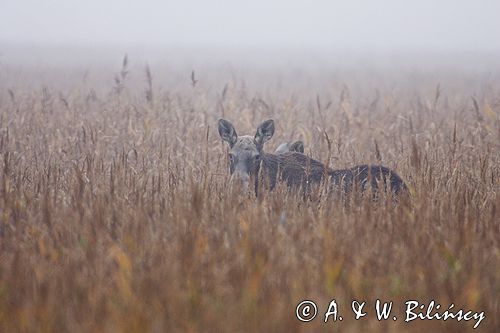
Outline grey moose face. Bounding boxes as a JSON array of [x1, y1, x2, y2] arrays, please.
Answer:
[[218, 119, 275, 191]]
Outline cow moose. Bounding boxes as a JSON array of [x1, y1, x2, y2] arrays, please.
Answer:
[[218, 119, 407, 197]]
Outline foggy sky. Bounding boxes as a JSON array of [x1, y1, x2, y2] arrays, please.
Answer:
[[1, 0, 500, 52]]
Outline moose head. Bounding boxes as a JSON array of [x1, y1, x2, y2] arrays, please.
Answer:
[[218, 119, 275, 191]]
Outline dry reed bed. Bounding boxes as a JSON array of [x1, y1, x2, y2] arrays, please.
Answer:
[[0, 63, 499, 332]]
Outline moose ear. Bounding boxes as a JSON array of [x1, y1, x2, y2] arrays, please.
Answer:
[[290, 140, 304, 153], [218, 119, 237, 147], [254, 119, 275, 146]]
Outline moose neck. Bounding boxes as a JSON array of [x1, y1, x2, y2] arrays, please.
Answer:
[[254, 152, 284, 196]]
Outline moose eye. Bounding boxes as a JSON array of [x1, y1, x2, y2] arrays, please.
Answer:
[[254, 154, 261, 162], [228, 154, 235, 163]]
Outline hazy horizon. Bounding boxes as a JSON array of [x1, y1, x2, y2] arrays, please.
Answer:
[[1, 0, 500, 89], [2, 1, 500, 54]]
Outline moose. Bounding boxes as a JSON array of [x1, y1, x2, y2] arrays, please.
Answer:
[[274, 140, 304, 154], [218, 119, 407, 197]]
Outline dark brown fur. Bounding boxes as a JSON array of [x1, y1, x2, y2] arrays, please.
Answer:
[[259, 152, 407, 196]]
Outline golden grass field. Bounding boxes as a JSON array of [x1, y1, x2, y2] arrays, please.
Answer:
[[0, 55, 499, 332]]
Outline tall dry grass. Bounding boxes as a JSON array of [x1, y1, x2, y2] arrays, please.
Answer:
[[0, 57, 499, 332]]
